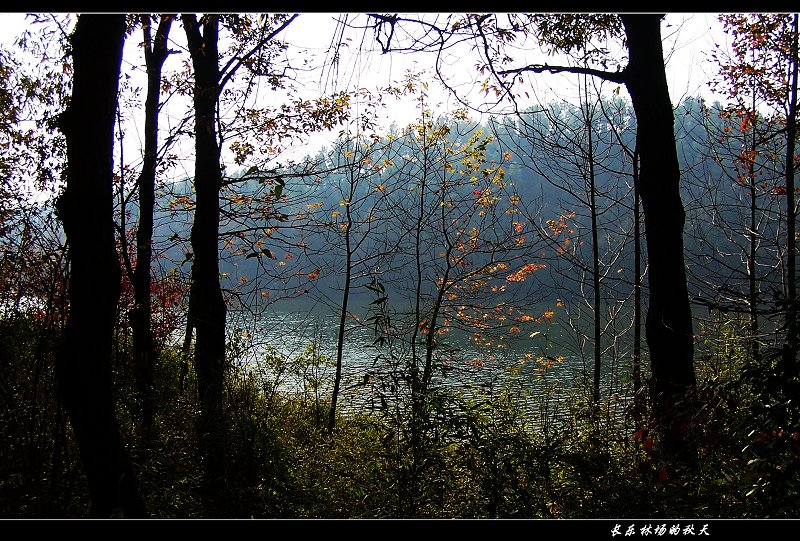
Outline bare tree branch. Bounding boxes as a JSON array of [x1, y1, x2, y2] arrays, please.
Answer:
[[499, 63, 627, 84]]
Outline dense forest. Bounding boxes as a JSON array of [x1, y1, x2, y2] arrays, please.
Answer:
[[1, 13, 799, 520]]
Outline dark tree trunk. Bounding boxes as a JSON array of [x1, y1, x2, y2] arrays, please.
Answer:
[[785, 14, 799, 361], [620, 14, 697, 457], [583, 83, 602, 406], [328, 185, 352, 435], [182, 14, 228, 515], [54, 14, 146, 517], [131, 14, 173, 439], [747, 90, 760, 362]]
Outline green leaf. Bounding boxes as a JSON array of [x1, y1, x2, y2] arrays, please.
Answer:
[[273, 184, 283, 199]]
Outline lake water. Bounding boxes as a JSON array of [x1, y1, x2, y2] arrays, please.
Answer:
[[227, 306, 635, 424]]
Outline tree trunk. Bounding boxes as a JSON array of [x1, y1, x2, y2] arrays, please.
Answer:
[[328, 189, 352, 435], [784, 14, 799, 362], [747, 89, 760, 362], [182, 14, 228, 515], [582, 79, 602, 406], [620, 14, 697, 458], [54, 14, 146, 517], [131, 14, 173, 439]]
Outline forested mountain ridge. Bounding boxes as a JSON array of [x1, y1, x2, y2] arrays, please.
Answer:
[[149, 95, 772, 324]]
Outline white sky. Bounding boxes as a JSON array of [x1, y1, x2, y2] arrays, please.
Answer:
[[0, 13, 731, 173], [0, 12, 729, 104], [278, 13, 729, 119]]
